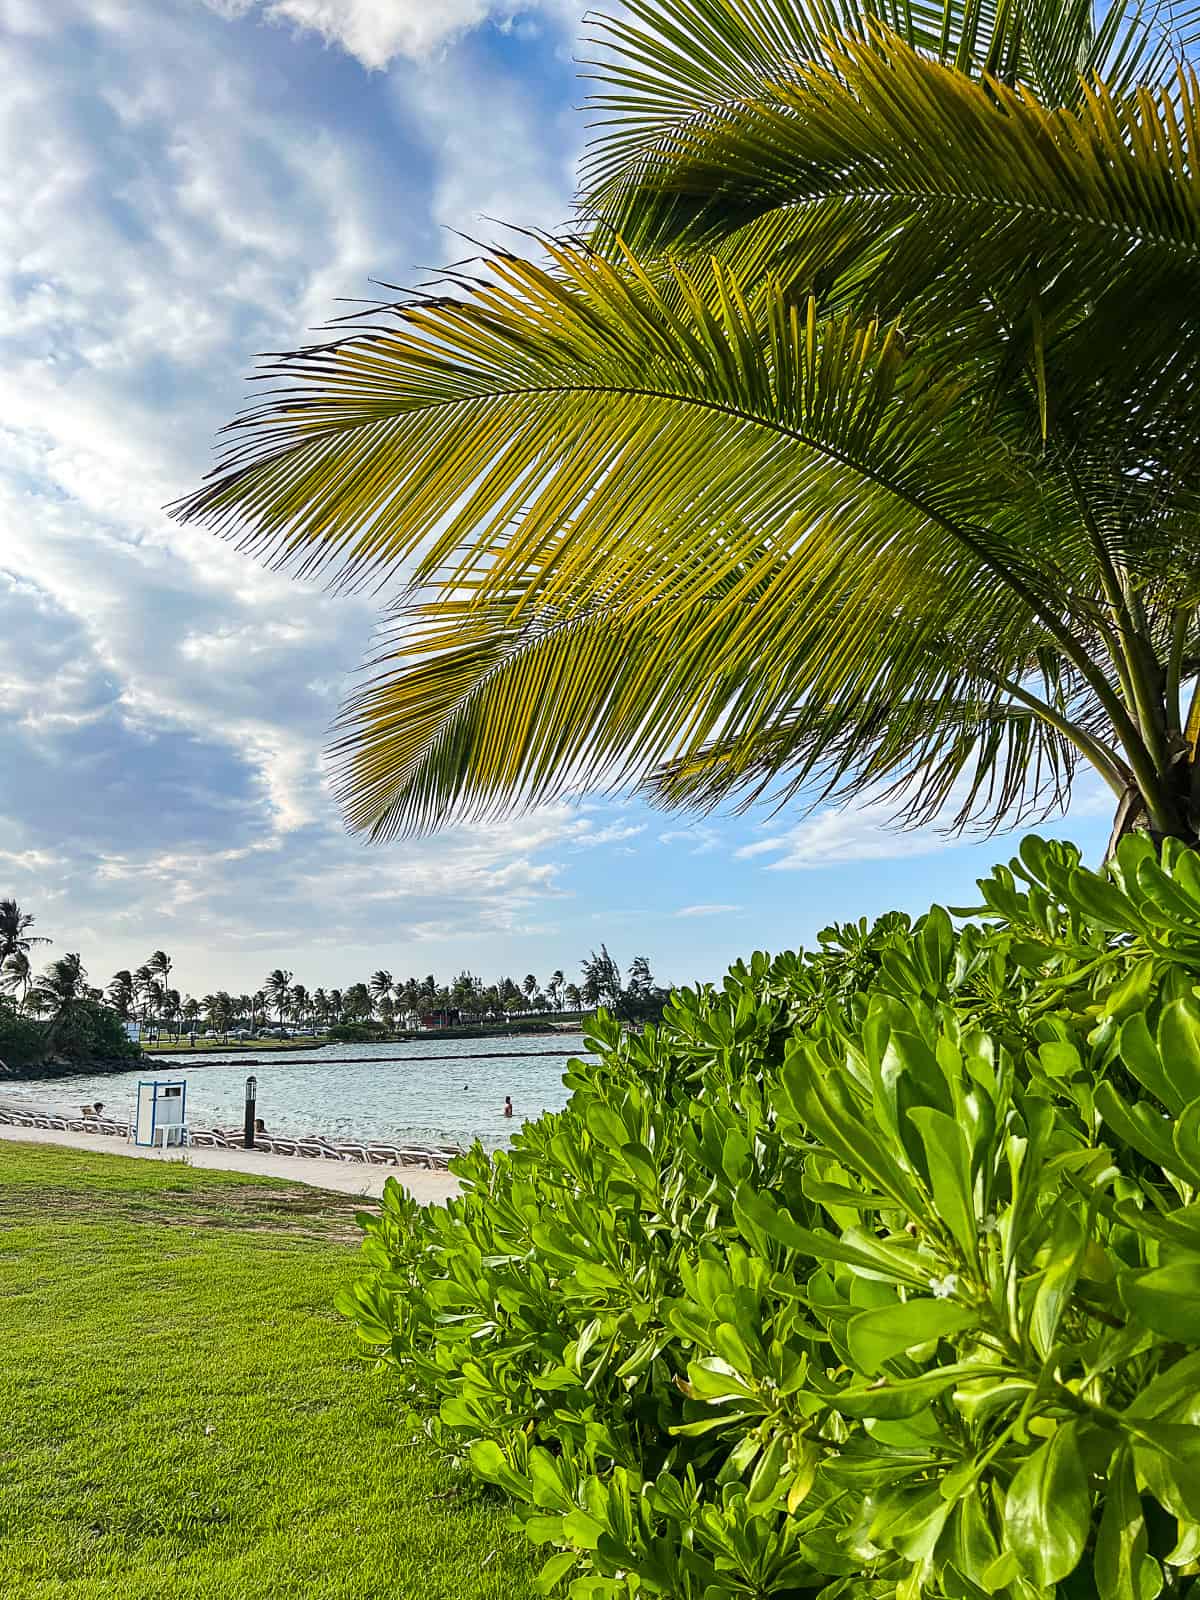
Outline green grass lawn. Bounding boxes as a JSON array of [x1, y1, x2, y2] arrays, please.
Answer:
[[0, 1143, 536, 1599]]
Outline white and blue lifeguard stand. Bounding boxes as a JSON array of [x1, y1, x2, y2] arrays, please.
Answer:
[[133, 1079, 188, 1147]]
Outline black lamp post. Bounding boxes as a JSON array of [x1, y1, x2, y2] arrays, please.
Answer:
[[244, 1074, 257, 1148]]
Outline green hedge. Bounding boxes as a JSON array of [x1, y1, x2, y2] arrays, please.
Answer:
[[339, 835, 1200, 1599]]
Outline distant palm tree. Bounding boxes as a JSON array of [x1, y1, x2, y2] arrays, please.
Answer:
[[0, 951, 32, 1011], [289, 983, 310, 1031], [343, 982, 372, 1021], [549, 970, 564, 1010], [144, 980, 165, 1036], [327, 988, 344, 1024], [106, 970, 135, 1020], [133, 964, 154, 1026], [31, 953, 88, 1049], [564, 983, 582, 1013], [182, 996, 201, 1035], [523, 974, 538, 1009], [0, 899, 50, 964], [264, 969, 293, 1031], [368, 970, 393, 1017], [148, 949, 172, 996]]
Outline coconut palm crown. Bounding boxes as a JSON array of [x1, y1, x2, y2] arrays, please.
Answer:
[[178, 0, 1200, 851]]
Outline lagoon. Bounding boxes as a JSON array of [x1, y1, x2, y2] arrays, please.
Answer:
[[5, 1035, 592, 1151]]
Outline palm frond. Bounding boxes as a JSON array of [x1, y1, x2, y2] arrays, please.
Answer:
[[332, 554, 1123, 838], [588, 26, 1200, 281], [581, 0, 1198, 225], [176, 244, 1080, 609]]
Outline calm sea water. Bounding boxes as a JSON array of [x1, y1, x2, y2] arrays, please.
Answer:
[[4, 1035, 592, 1151]]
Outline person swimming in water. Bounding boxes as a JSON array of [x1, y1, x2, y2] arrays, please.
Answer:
[[503, 1095, 513, 1117]]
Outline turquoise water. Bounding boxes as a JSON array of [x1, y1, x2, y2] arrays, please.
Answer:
[[4, 1036, 592, 1151]]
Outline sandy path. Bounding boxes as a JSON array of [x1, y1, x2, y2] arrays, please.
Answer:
[[0, 1123, 461, 1203]]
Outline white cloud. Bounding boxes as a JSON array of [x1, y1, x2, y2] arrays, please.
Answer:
[[569, 821, 646, 848], [658, 825, 721, 856], [735, 778, 1115, 871], [675, 904, 740, 919], [214, 0, 582, 69]]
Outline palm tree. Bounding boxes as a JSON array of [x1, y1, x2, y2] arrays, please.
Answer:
[[0, 951, 32, 1011], [368, 969, 393, 1017], [564, 983, 582, 1014], [148, 950, 172, 996], [548, 970, 564, 1011], [289, 983, 310, 1032], [264, 969, 293, 1031], [106, 970, 135, 1021], [251, 989, 268, 1034], [133, 964, 154, 1027], [178, 0, 1200, 856], [31, 953, 88, 1048], [182, 995, 201, 1035], [343, 982, 372, 1021], [327, 988, 344, 1025], [0, 899, 49, 964], [522, 975, 539, 1012]]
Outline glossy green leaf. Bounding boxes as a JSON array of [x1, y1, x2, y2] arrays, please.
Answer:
[[1120, 1262, 1200, 1343], [1004, 1421, 1090, 1587], [1094, 1447, 1162, 1600], [536, 1551, 578, 1593], [847, 1298, 977, 1375]]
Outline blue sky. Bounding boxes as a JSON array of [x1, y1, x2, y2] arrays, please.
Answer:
[[0, 0, 1114, 998]]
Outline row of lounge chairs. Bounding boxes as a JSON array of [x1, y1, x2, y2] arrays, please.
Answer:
[[0, 1102, 456, 1168], [0, 1105, 129, 1137], [185, 1128, 455, 1168]]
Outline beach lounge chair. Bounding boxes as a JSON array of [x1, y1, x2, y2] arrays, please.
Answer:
[[366, 1143, 399, 1165], [398, 1147, 438, 1169], [294, 1139, 324, 1159], [335, 1141, 370, 1163], [268, 1136, 299, 1157], [188, 1130, 216, 1147]]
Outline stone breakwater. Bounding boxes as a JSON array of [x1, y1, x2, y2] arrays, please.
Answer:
[[0, 1101, 458, 1170]]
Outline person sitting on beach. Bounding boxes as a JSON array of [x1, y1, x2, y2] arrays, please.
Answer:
[[503, 1095, 513, 1118], [254, 1117, 266, 1134], [93, 1102, 105, 1117]]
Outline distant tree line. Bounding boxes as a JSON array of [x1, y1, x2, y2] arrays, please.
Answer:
[[1, 898, 670, 1055]]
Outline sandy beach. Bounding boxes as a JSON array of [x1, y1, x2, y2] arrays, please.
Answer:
[[0, 1123, 461, 1203]]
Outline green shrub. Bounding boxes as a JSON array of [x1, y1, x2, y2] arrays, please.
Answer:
[[327, 1021, 387, 1043], [339, 835, 1200, 1599], [0, 998, 141, 1078], [52, 999, 142, 1069], [0, 999, 50, 1073]]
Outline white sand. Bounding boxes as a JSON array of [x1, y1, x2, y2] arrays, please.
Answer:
[[0, 1123, 461, 1203]]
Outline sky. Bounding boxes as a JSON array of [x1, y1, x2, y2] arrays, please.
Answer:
[[0, 0, 1115, 1000]]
